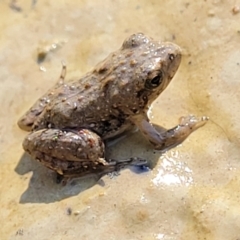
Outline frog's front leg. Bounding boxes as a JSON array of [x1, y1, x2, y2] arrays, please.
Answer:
[[131, 114, 209, 151], [23, 128, 146, 183]]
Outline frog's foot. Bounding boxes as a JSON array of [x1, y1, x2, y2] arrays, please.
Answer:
[[107, 171, 120, 179], [110, 157, 147, 171], [107, 157, 148, 178], [54, 157, 147, 183], [133, 114, 209, 152]]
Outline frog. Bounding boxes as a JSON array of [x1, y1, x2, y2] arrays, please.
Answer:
[[18, 33, 208, 183]]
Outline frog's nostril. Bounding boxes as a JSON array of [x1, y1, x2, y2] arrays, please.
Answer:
[[17, 118, 33, 131]]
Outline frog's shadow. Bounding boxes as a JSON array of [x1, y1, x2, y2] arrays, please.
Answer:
[[15, 130, 161, 204], [15, 154, 103, 203]]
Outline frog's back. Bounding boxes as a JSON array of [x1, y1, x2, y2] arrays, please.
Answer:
[[19, 33, 182, 139]]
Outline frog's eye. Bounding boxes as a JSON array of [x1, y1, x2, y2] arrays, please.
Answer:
[[145, 71, 163, 89], [151, 75, 162, 87]]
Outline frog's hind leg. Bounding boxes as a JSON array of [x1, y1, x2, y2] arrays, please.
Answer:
[[22, 128, 105, 181], [22, 128, 147, 184], [17, 63, 67, 132], [57, 157, 147, 185]]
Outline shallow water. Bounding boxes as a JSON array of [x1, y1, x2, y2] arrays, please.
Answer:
[[1, 1, 240, 239]]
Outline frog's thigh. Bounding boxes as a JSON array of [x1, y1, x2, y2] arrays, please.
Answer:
[[23, 128, 106, 176]]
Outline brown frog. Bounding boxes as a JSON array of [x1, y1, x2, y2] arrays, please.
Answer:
[[18, 33, 208, 183]]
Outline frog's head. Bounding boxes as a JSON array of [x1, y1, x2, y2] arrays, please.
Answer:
[[120, 33, 182, 108]]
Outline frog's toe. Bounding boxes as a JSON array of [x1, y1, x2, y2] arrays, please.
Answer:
[[56, 173, 68, 185], [179, 115, 209, 131], [129, 164, 150, 174], [128, 157, 148, 166]]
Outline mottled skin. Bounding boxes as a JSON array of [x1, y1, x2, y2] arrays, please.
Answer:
[[18, 33, 208, 182]]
